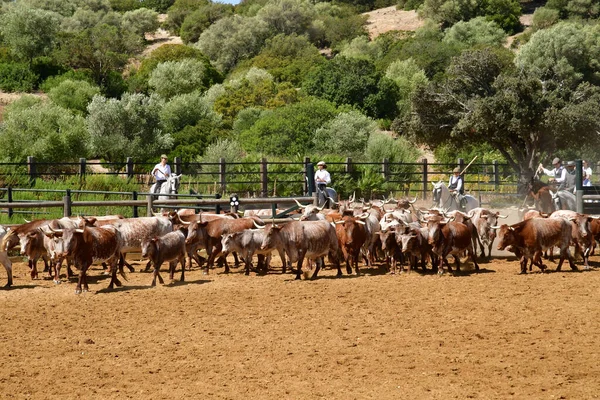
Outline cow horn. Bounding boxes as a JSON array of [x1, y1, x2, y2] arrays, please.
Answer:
[[179, 219, 191, 225], [349, 191, 355, 203], [490, 225, 501, 229], [293, 199, 308, 209], [335, 220, 345, 225], [356, 220, 366, 225], [75, 229, 85, 233], [23, 218, 31, 223], [317, 203, 326, 211], [153, 212, 162, 217], [327, 196, 339, 205], [357, 212, 370, 220], [497, 214, 508, 219], [409, 197, 417, 204], [253, 220, 265, 229]]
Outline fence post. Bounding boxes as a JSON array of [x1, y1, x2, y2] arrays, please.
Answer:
[[126, 157, 134, 180], [382, 158, 389, 179], [132, 191, 138, 218], [306, 162, 315, 197], [63, 189, 72, 217], [493, 160, 500, 191], [174, 156, 182, 176], [215, 193, 221, 214], [260, 158, 268, 197], [576, 159, 583, 213], [303, 156, 310, 195], [421, 158, 428, 200], [458, 158, 465, 172], [219, 157, 226, 194], [345, 157, 353, 174], [79, 158, 86, 177], [7, 186, 13, 219], [27, 156, 36, 184], [146, 193, 154, 217]]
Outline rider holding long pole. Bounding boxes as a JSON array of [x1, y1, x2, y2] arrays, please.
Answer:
[[448, 167, 466, 210], [152, 154, 171, 194]]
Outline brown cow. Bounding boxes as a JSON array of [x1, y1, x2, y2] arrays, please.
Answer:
[[495, 218, 576, 274], [467, 208, 508, 260], [550, 210, 595, 269], [426, 216, 479, 274], [377, 228, 401, 273], [335, 215, 368, 275], [397, 226, 437, 272], [141, 229, 187, 285], [45, 225, 123, 294]]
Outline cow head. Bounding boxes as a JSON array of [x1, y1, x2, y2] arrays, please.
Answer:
[[19, 230, 41, 256], [185, 220, 208, 245], [221, 232, 239, 254], [426, 216, 447, 246], [494, 224, 517, 251], [141, 238, 159, 259], [260, 224, 282, 251]]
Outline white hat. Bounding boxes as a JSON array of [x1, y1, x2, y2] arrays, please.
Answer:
[[317, 161, 326, 166]]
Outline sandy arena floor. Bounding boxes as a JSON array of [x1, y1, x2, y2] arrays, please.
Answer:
[[1, 252, 600, 399]]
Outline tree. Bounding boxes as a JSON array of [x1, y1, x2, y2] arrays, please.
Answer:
[[180, 3, 234, 44], [159, 91, 221, 134], [419, 0, 480, 28], [47, 79, 101, 114], [0, 97, 89, 162], [86, 93, 171, 162], [195, 15, 271, 72], [148, 59, 207, 99], [302, 57, 399, 120], [313, 111, 378, 159], [121, 8, 160, 37], [405, 48, 600, 186], [442, 17, 507, 48], [255, 0, 315, 36], [385, 58, 428, 120], [0, 4, 61, 63], [238, 97, 339, 155], [483, 0, 522, 34]]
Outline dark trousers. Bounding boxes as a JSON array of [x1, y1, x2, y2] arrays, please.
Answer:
[[154, 180, 166, 194], [317, 183, 327, 206]]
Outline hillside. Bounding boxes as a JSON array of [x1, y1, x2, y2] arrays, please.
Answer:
[[363, 6, 424, 38]]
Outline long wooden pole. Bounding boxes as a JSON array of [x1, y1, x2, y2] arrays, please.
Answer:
[[460, 156, 478, 175]]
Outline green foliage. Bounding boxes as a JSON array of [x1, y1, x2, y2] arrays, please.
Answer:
[[232, 107, 265, 135], [255, 0, 315, 36], [238, 97, 339, 156], [398, 0, 425, 10], [515, 22, 599, 83], [179, 3, 233, 44], [164, 0, 209, 34], [47, 79, 101, 114], [385, 58, 428, 120], [0, 62, 39, 92], [442, 17, 507, 48], [0, 98, 89, 162], [128, 44, 222, 93], [483, 0, 522, 34], [159, 91, 221, 134], [313, 111, 378, 159], [311, 13, 368, 50], [86, 93, 171, 163], [394, 31, 461, 79], [235, 34, 325, 86], [110, 0, 174, 12], [338, 36, 382, 61], [200, 139, 246, 164], [366, 132, 420, 164], [195, 15, 271, 73], [148, 58, 207, 99], [302, 56, 399, 119], [546, 0, 600, 18], [0, 4, 61, 62], [170, 121, 223, 161], [419, 0, 480, 28], [214, 72, 301, 128], [121, 8, 160, 37], [532, 7, 560, 30]]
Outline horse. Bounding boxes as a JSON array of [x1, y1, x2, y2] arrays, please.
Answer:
[[150, 174, 182, 211], [431, 181, 479, 212], [526, 179, 554, 213], [549, 189, 576, 211]]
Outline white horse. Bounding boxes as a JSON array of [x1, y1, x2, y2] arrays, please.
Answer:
[[431, 181, 479, 212], [150, 174, 182, 211], [549, 189, 576, 211]]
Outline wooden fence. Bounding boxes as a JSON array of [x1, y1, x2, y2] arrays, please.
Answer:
[[0, 156, 523, 199]]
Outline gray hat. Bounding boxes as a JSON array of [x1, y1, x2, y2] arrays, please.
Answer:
[[317, 161, 326, 166], [566, 161, 576, 167], [453, 167, 460, 173], [552, 157, 561, 165]]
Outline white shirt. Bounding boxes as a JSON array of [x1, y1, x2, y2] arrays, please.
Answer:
[[315, 169, 331, 186], [583, 166, 592, 186], [448, 175, 463, 192], [152, 163, 171, 181], [541, 166, 566, 183]]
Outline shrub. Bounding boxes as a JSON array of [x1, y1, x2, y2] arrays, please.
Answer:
[[148, 58, 207, 99], [47, 79, 101, 114], [313, 111, 378, 159], [0, 62, 38, 92], [160, 91, 221, 134]]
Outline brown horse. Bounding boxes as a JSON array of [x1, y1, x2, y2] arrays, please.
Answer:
[[527, 180, 554, 214]]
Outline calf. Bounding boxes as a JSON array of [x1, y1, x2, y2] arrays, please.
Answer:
[[550, 210, 594, 269], [335, 215, 368, 275], [141, 229, 187, 286], [495, 218, 576, 273], [377, 228, 401, 273], [397, 226, 436, 272], [467, 208, 507, 260], [221, 229, 286, 275]]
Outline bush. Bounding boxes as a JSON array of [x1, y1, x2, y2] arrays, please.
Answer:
[[180, 4, 233, 44], [47, 79, 101, 114], [442, 17, 507, 48], [148, 58, 207, 99], [313, 111, 378, 159], [39, 70, 96, 92], [160, 91, 221, 134], [365, 132, 421, 180], [0, 62, 38, 92], [122, 8, 160, 37], [532, 7, 560, 30], [170, 121, 223, 161]]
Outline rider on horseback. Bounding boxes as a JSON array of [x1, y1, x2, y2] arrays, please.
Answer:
[[449, 167, 467, 210], [538, 157, 574, 192], [152, 154, 171, 194]]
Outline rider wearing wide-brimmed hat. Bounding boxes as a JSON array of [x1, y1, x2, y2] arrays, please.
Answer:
[[151, 154, 171, 194], [538, 157, 567, 189], [315, 161, 331, 206], [448, 167, 466, 210]]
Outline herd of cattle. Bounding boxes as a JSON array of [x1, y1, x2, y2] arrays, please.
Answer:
[[0, 196, 598, 294]]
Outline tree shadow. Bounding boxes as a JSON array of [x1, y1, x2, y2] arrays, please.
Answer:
[[0, 284, 39, 291], [165, 279, 211, 287]]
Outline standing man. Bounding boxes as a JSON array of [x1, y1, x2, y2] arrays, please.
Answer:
[[448, 167, 466, 210], [563, 161, 577, 192], [152, 154, 171, 194], [314, 161, 331, 206], [538, 157, 566, 187]]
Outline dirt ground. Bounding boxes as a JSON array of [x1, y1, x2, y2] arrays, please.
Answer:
[[1, 247, 600, 400]]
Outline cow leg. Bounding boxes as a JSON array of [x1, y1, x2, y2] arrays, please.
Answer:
[[28, 258, 38, 280], [311, 257, 323, 280], [0, 252, 13, 288], [233, 252, 241, 268], [519, 256, 528, 274], [468, 246, 479, 271], [295, 255, 304, 280], [151, 260, 164, 287], [178, 255, 186, 281], [76, 264, 90, 294], [53, 259, 62, 284], [278, 249, 287, 274]]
